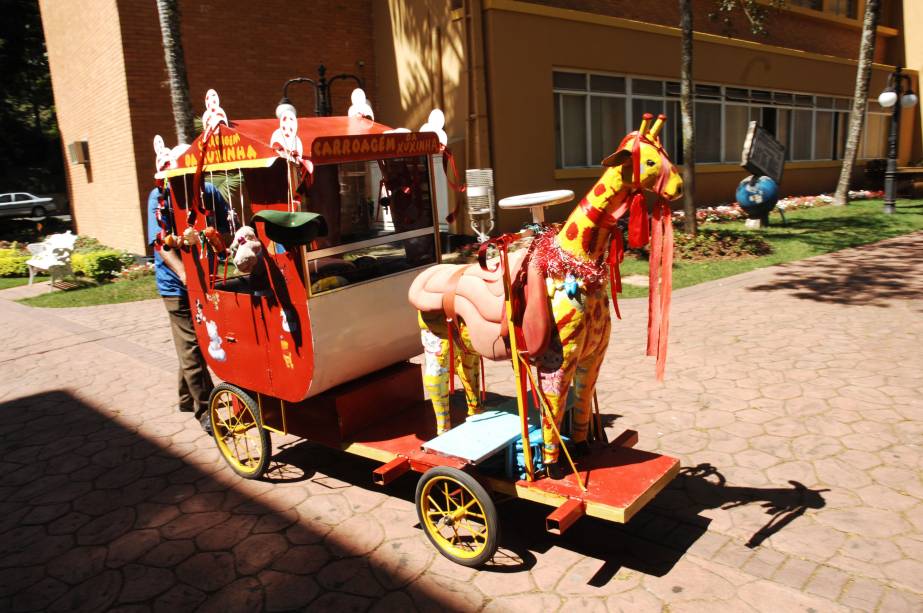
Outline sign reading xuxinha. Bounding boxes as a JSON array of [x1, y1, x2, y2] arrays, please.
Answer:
[[311, 133, 441, 163]]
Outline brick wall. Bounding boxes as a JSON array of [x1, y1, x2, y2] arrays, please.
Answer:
[[118, 0, 376, 255], [39, 0, 146, 253], [41, 0, 375, 253], [522, 0, 892, 63]]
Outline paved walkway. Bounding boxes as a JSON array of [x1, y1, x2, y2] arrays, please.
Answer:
[[1, 233, 921, 612]]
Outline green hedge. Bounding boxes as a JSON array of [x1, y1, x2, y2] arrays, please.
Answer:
[[71, 250, 127, 281], [0, 249, 29, 277]]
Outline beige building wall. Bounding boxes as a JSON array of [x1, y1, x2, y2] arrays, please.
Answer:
[[39, 0, 145, 253], [483, 4, 916, 229], [903, 0, 923, 163], [373, 0, 471, 233]]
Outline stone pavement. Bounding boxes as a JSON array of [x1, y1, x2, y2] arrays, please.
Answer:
[[1, 232, 921, 612]]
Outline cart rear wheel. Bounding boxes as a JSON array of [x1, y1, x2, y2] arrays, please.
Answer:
[[415, 467, 499, 567], [209, 383, 270, 479]]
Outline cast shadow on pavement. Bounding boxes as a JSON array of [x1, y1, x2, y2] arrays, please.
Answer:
[[267, 399, 827, 588], [660, 463, 829, 549], [745, 234, 923, 307], [0, 390, 491, 612]]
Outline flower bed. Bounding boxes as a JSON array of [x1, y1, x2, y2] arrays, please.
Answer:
[[673, 228, 772, 260], [672, 190, 884, 226]]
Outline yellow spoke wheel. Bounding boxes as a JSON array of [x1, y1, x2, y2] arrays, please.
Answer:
[[209, 383, 270, 479], [415, 467, 499, 567]]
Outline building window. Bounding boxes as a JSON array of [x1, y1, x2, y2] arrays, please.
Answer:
[[828, 0, 858, 18], [552, 70, 884, 168], [553, 72, 627, 167], [790, 0, 856, 18], [789, 0, 822, 8], [863, 105, 890, 159]]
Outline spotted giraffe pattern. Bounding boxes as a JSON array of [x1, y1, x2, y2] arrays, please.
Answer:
[[535, 166, 628, 463]]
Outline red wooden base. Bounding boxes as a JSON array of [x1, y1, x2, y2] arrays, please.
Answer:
[[258, 364, 678, 525]]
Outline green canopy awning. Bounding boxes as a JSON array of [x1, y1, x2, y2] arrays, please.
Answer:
[[253, 210, 328, 245]]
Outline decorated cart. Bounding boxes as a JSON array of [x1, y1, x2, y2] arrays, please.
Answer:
[[152, 89, 681, 566]]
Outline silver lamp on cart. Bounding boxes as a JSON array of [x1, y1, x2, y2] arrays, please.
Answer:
[[465, 168, 495, 242]]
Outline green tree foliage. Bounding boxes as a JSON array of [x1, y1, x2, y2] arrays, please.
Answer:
[[708, 0, 785, 35], [0, 0, 64, 194]]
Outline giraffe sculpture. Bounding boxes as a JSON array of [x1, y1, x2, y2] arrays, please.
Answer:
[[409, 114, 683, 478]]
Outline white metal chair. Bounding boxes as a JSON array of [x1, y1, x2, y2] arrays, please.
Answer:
[[26, 231, 78, 286]]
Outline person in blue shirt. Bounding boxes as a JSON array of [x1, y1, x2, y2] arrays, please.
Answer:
[[147, 181, 230, 434]]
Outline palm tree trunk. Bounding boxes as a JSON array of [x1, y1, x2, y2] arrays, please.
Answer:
[[156, 0, 195, 144], [833, 0, 880, 206], [679, 0, 696, 235]]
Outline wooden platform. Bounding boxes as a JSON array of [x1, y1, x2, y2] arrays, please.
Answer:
[[343, 396, 679, 524], [262, 362, 679, 524]]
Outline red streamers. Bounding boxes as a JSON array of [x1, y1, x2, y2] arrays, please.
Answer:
[[627, 192, 649, 248], [442, 147, 466, 224], [607, 231, 624, 320], [646, 200, 673, 381]]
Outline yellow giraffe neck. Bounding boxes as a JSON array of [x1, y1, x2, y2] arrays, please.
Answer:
[[555, 166, 630, 263]]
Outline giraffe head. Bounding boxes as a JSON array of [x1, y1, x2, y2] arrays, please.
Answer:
[[601, 114, 683, 201]]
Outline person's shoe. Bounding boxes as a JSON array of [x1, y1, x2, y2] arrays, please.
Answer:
[[198, 412, 213, 436], [545, 461, 568, 480]]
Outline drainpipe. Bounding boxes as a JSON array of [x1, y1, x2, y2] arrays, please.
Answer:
[[463, 0, 492, 170]]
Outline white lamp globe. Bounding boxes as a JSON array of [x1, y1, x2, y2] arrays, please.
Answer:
[[878, 90, 898, 108], [901, 92, 918, 108]]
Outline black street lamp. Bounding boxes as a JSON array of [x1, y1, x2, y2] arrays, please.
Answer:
[[877, 65, 918, 214], [276, 64, 365, 118]]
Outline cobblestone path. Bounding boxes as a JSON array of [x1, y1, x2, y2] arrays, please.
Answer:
[[1, 233, 921, 611]]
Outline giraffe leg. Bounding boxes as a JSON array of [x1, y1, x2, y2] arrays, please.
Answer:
[[419, 312, 451, 434], [572, 351, 605, 444], [538, 290, 582, 466], [572, 300, 611, 444], [454, 323, 482, 417], [537, 358, 578, 466]]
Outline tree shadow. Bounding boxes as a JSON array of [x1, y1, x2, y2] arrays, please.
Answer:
[[0, 390, 515, 611], [2, 388, 830, 605], [759, 213, 915, 254], [746, 233, 923, 307]]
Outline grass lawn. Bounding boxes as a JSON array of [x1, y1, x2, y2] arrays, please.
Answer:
[[17, 276, 159, 308], [0, 276, 48, 290], [10, 198, 923, 307], [618, 198, 923, 298]]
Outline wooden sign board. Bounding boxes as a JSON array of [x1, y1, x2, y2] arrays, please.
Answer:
[[741, 121, 785, 184]]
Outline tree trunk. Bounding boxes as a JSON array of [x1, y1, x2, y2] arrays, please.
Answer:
[[156, 0, 196, 144], [833, 0, 880, 206], [679, 0, 696, 235]]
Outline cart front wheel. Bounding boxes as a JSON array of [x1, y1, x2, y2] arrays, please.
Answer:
[[415, 466, 499, 567], [209, 383, 270, 479]]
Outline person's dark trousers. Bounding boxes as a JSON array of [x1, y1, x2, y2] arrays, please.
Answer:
[[163, 295, 214, 418]]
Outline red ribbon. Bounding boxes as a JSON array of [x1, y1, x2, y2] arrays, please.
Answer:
[[442, 147, 466, 224], [607, 231, 624, 320], [627, 192, 649, 248], [646, 199, 673, 381]]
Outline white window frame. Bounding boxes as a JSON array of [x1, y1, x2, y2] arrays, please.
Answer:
[[553, 70, 870, 168]]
